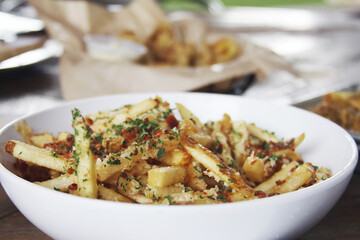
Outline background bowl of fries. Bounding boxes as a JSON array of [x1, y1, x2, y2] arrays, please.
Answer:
[[0, 93, 358, 240]]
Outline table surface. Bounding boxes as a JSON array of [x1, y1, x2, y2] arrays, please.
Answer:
[[1, 6, 360, 240]]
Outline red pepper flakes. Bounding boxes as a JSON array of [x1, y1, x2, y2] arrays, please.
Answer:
[[153, 129, 162, 139], [121, 173, 128, 178], [254, 190, 266, 198], [67, 168, 74, 174], [68, 183, 78, 191], [85, 117, 94, 126], [166, 114, 179, 129], [276, 179, 286, 185]]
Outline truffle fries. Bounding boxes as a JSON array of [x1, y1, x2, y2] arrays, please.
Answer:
[[118, 24, 240, 67], [5, 97, 331, 205]]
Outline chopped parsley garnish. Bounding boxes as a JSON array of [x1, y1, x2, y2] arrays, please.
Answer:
[[231, 129, 242, 137], [107, 157, 121, 165], [157, 148, 165, 159], [216, 194, 228, 202], [72, 108, 80, 120], [165, 195, 176, 205]]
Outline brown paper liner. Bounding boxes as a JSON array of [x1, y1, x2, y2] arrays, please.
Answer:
[[29, 0, 297, 100]]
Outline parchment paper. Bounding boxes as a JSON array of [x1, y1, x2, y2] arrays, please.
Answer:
[[28, 0, 297, 100]]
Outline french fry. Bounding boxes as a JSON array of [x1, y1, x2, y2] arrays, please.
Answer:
[[116, 174, 153, 204], [294, 133, 305, 149], [217, 114, 233, 136], [72, 109, 97, 198], [273, 133, 305, 157], [14, 120, 32, 144], [97, 185, 133, 203], [145, 184, 185, 202], [5, 140, 70, 172], [161, 149, 191, 167], [30, 132, 56, 148], [275, 162, 315, 194], [212, 132, 234, 166], [255, 161, 298, 193], [5, 139, 134, 183], [179, 119, 215, 149], [323, 91, 353, 104], [229, 121, 249, 167], [128, 97, 160, 118], [176, 103, 204, 129], [160, 188, 226, 205], [148, 166, 186, 187], [243, 153, 266, 183], [95, 154, 133, 182], [35, 174, 77, 192], [87, 97, 160, 133], [186, 161, 207, 191], [314, 167, 332, 183], [212, 38, 239, 63], [181, 133, 253, 198], [57, 132, 71, 141], [247, 123, 279, 143]]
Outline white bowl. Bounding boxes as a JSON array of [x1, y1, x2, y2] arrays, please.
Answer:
[[0, 93, 357, 240]]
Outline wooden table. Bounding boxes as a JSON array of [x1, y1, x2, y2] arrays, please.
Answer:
[[0, 57, 359, 239]]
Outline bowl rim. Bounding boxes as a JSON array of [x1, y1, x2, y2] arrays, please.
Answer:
[[0, 92, 358, 210]]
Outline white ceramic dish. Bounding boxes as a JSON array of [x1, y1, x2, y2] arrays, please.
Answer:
[[0, 93, 357, 240]]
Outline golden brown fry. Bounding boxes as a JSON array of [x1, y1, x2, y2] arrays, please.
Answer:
[[161, 149, 191, 167], [211, 38, 239, 63], [275, 163, 315, 194], [229, 120, 249, 167], [148, 166, 186, 187], [72, 109, 97, 199], [247, 123, 279, 143], [179, 119, 215, 149], [14, 120, 32, 144], [186, 160, 207, 191], [255, 161, 298, 193], [243, 153, 266, 183], [116, 174, 153, 204], [30, 132, 56, 148], [5, 140, 71, 172], [35, 174, 77, 192], [176, 103, 204, 129], [98, 185, 133, 203], [181, 133, 253, 198]]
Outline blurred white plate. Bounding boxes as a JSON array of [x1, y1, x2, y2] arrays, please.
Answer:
[[0, 39, 63, 70]]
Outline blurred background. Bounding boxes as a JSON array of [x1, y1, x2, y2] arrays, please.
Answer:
[[0, 0, 359, 239], [1, 0, 360, 117]]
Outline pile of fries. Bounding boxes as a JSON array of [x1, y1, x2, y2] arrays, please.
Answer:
[[119, 24, 239, 67], [315, 91, 360, 132], [5, 97, 331, 205]]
